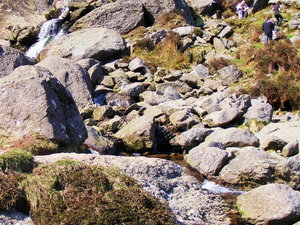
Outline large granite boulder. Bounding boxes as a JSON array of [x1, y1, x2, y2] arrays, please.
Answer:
[[114, 116, 155, 152], [237, 183, 300, 224], [37, 56, 93, 109], [71, 0, 145, 34], [219, 147, 284, 186], [186, 0, 217, 15], [185, 146, 229, 176], [39, 28, 127, 62], [0, 45, 35, 78], [205, 128, 260, 148], [0, 65, 87, 144]]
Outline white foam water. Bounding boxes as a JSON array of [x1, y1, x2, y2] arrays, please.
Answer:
[[25, 7, 69, 58], [201, 179, 244, 195]]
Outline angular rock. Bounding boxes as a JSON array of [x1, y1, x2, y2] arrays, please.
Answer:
[[193, 64, 210, 79], [170, 128, 213, 149], [114, 116, 155, 152], [244, 101, 273, 122], [213, 37, 226, 52], [156, 81, 193, 95], [164, 86, 182, 101], [0, 45, 35, 78], [119, 82, 146, 99], [172, 26, 195, 37], [71, 0, 144, 34], [39, 28, 126, 62], [128, 57, 145, 72], [88, 63, 105, 86], [218, 26, 233, 38], [169, 109, 200, 131], [257, 121, 300, 144], [206, 128, 260, 148], [219, 147, 283, 186], [0, 65, 87, 144], [92, 106, 115, 121], [187, 0, 218, 15], [261, 135, 288, 151], [237, 183, 300, 224], [217, 65, 243, 85], [84, 126, 116, 154], [203, 108, 240, 127], [185, 146, 229, 176], [139, 91, 167, 106], [76, 58, 101, 71], [37, 56, 93, 109]]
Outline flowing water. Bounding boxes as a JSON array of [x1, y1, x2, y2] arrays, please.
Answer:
[[25, 7, 69, 58]]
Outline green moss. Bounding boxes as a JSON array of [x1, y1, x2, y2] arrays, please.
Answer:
[[0, 149, 33, 173], [22, 160, 175, 225], [239, 119, 269, 133]]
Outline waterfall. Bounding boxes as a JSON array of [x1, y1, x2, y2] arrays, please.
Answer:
[[26, 7, 69, 58]]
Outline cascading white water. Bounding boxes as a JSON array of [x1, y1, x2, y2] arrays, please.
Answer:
[[25, 7, 69, 58]]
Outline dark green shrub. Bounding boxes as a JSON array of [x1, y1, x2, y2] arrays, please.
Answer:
[[22, 160, 175, 225], [0, 149, 33, 173]]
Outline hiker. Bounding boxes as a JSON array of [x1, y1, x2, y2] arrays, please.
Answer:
[[236, 0, 249, 19], [262, 16, 275, 46], [273, 1, 284, 26]]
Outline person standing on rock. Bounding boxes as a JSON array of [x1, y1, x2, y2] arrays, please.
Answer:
[[236, 1, 249, 19], [262, 16, 275, 46], [273, 1, 284, 26]]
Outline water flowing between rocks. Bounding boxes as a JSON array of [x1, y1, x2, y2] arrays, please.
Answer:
[[25, 7, 69, 58]]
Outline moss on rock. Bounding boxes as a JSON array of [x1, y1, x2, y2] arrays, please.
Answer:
[[22, 160, 175, 225], [0, 149, 33, 173]]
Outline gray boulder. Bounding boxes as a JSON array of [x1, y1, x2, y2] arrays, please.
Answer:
[[71, 0, 144, 34], [213, 37, 226, 52], [218, 26, 233, 38], [88, 63, 105, 86], [203, 108, 240, 127], [206, 128, 260, 148], [128, 57, 146, 72], [76, 58, 100, 71], [170, 127, 213, 149], [260, 135, 288, 151], [0, 45, 35, 78], [186, 0, 218, 15], [164, 86, 182, 100], [172, 26, 195, 37], [244, 101, 273, 122], [257, 121, 300, 144], [37, 56, 93, 109], [0, 65, 87, 144], [217, 65, 243, 85], [169, 109, 201, 131], [237, 183, 300, 224], [185, 146, 229, 176], [119, 82, 146, 99], [156, 81, 193, 95], [84, 126, 116, 154], [219, 147, 283, 186], [252, 0, 269, 13], [139, 91, 167, 105], [114, 116, 155, 152], [39, 28, 126, 62], [282, 141, 299, 157], [278, 154, 300, 190]]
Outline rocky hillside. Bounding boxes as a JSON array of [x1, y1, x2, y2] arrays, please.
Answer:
[[0, 0, 300, 224]]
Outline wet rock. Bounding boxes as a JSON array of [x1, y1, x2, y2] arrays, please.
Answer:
[[206, 128, 260, 148], [0, 65, 87, 144], [237, 183, 300, 224], [39, 28, 126, 62], [186, 146, 229, 176], [37, 56, 93, 109]]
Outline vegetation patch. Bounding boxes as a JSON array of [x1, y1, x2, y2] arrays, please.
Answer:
[[22, 160, 175, 225], [0, 171, 25, 211], [0, 149, 33, 173]]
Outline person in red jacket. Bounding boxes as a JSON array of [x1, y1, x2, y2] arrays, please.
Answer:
[[262, 16, 275, 46]]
